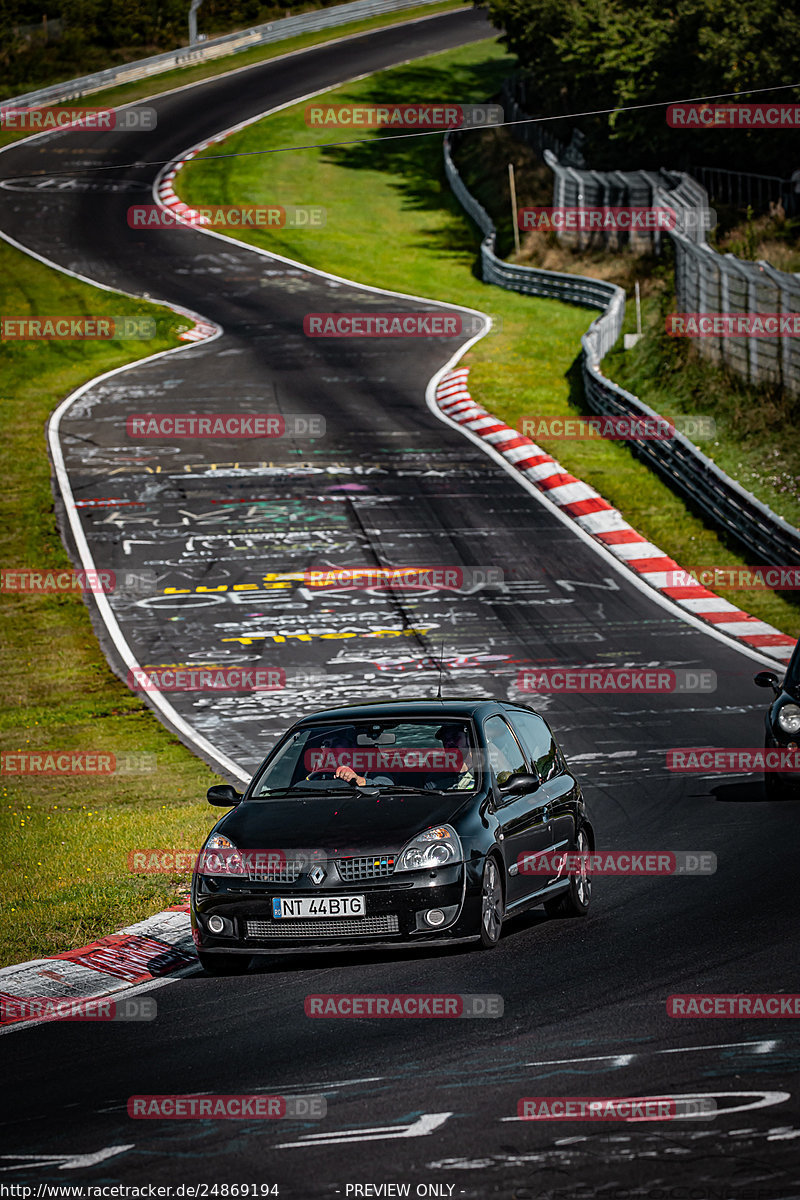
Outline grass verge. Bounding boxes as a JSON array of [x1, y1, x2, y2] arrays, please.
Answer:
[[0, 0, 467, 970], [0, 241, 223, 968], [178, 39, 800, 639]]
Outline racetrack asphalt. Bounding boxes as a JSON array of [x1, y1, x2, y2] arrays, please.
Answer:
[[1, 9, 799, 1196]]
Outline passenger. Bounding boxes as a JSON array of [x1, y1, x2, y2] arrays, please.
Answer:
[[425, 724, 475, 790]]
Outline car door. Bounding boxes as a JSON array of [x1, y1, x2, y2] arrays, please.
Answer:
[[508, 707, 577, 868], [483, 714, 554, 908]]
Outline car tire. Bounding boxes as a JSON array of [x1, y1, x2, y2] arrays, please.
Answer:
[[764, 772, 798, 799], [478, 855, 504, 949], [545, 828, 591, 918], [197, 951, 252, 975], [764, 771, 784, 799]]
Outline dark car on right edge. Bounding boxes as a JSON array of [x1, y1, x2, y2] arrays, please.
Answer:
[[755, 641, 800, 796]]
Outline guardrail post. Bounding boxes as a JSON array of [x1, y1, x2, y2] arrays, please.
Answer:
[[189, 0, 204, 45], [759, 261, 800, 397]]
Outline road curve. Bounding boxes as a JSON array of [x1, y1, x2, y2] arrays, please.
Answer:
[[1, 10, 799, 1197]]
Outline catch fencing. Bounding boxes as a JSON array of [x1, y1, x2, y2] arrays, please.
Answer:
[[690, 165, 800, 219], [499, 75, 800, 399], [443, 129, 800, 566]]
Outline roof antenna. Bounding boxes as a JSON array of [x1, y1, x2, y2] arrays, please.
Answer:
[[436, 637, 445, 701]]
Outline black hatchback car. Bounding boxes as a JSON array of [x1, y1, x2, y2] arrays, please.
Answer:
[[755, 646, 800, 797], [191, 698, 595, 973]]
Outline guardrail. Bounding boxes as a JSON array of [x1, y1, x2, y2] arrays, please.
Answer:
[[443, 129, 800, 566], [3, 0, 453, 108]]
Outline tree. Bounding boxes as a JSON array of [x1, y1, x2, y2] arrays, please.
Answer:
[[483, 0, 800, 172]]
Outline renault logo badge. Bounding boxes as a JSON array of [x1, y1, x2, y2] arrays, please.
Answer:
[[309, 864, 326, 885]]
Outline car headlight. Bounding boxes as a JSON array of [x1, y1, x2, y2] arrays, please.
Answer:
[[396, 824, 462, 871], [196, 833, 245, 876], [777, 703, 800, 734]]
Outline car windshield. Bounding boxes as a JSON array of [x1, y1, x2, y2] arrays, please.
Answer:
[[251, 719, 477, 797]]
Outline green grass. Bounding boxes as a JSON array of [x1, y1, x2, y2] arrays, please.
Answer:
[[0, 240, 223, 967], [0, 2, 472, 970], [178, 40, 800, 639], [0, 0, 465, 145]]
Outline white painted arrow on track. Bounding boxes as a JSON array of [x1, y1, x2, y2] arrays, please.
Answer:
[[0, 1146, 133, 1171], [275, 1112, 451, 1148]]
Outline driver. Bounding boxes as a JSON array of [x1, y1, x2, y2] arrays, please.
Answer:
[[424, 723, 475, 790], [308, 726, 393, 788]]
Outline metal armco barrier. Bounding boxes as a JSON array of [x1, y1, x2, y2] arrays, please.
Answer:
[[443, 130, 800, 566], [4, 0, 452, 108]]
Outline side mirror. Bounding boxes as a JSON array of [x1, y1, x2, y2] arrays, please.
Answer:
[[500, 772, 540, 795], [207, 784, 242, 807], [754, 671, 781, 696]]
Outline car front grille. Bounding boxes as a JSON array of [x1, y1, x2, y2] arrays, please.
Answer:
[[245, 915, 399, 939], [336, 855, 396, 881], [247, 859, 304, 884]]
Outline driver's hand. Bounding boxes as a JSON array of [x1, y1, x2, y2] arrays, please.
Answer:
[[335, 765, 367, 787]]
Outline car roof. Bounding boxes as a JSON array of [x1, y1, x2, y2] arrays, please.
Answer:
[[295, 698, 510, 725]]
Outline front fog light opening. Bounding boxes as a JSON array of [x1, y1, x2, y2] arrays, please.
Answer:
[[425, 909, 446, 927], [207, 914, 225, 934]]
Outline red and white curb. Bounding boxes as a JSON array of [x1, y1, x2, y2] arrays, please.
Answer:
[[0, 906, 195, 1032], [156, 138, 233, 343], [436, 368, 797, 663]]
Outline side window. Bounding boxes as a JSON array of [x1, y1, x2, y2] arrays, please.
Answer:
[[511, 710, 561, 783], [483, 715, 527, 787]]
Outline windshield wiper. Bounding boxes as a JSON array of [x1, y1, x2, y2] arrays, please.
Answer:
[[370, 783, 450, 795], [253, 783, 349, 797]]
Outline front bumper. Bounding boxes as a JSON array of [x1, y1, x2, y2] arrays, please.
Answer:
[[191, 861, 478, 953]]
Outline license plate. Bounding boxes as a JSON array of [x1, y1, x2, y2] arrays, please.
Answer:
[[272, 895, 366, 919]]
